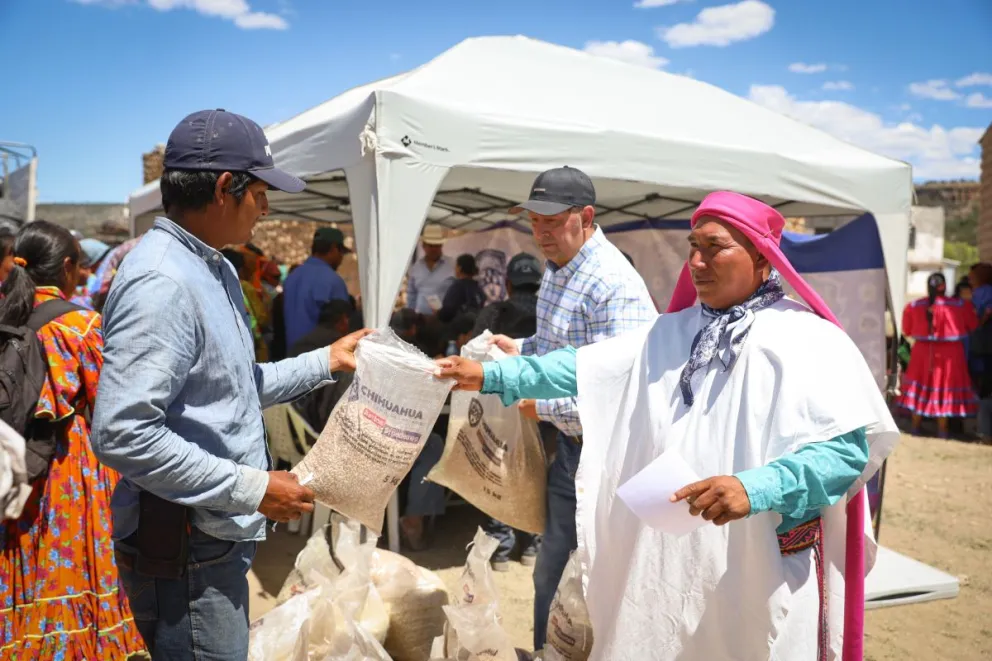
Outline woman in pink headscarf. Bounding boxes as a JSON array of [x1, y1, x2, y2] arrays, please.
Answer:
[[436, 191, 899, 661]]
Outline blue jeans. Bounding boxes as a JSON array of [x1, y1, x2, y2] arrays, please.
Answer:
[[405, 432, 447, 517], [979, 398, 992, 437], [533, 433, 580, 651], [483, 517, 541, 562], [116, 527, 257, 660]]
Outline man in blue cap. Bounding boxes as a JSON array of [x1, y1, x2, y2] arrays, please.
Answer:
[[92, 109, 371, 660], [282, 226, 352, 347]]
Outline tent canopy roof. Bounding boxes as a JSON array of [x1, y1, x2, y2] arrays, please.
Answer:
[[132, 35, 910, 221], [128, 34, 911, 314]]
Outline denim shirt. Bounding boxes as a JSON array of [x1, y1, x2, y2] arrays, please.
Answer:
[[91, 217, 332, 542]]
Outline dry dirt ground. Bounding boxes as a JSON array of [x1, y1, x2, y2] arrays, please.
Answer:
[[248, 434, 992, 659]]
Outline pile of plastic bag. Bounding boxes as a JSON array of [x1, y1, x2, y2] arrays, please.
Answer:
[[429, 528, 528, 661], [260, 516, 451, 661], [250, 517, 390, 659]]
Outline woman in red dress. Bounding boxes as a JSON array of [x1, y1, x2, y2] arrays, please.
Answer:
[[897, 272, 979, 438], [0, 221, 145, 659]]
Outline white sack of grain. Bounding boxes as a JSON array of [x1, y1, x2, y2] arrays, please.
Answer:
[[274, 516, 388, 644], [543, 552, 593, 661], [429, 331, 547, 535], [292, 328, 453, 533], [438, 602, 517, 661], [454, 527, 502, 610], [250, 576, 392, 661], [370, 548, 450, 661]]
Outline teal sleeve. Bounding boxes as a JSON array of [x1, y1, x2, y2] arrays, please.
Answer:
[[735, 428, 869, 522], [480, 346, 578, 406]]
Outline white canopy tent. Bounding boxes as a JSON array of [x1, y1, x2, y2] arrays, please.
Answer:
[[129, 34, 912, 323], [128, 35, 913, 552]]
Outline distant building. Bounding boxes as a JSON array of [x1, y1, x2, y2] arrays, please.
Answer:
[[980, 123, 992, 262], [906, 206, 958, 300], [35, 203, 129, 244]]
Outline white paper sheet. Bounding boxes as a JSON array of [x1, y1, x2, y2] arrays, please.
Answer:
[[616, 448, 707, 537]]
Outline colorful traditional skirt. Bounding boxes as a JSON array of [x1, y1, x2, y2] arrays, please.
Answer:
[[897, 339, 978, 418]]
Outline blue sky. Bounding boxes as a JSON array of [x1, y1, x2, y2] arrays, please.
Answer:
[[1, 0, 990, 203]]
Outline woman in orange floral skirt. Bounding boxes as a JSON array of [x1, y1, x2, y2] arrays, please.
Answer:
[[0, 221, 146, 659]]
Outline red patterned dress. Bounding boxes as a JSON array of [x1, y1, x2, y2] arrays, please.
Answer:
[[897, 295, 979, 417], [0, 287, 146, 659]]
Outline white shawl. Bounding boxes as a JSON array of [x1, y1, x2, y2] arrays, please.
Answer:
[[574, 298, 899, 660]]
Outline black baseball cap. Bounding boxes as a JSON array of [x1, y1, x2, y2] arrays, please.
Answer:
[[164, 109, 305, 193], [314, 227, 352, 253], [510, 166, 596, 216], [507, 252, 542, 287]]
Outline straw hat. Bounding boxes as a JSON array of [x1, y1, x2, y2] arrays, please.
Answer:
[[421, 225, 446, 246]]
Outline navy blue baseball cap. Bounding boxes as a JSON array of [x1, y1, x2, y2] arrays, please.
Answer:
[[164, 109, 305, 193]]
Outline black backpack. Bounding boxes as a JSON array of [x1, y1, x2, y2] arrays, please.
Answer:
[[0, 299, 83, 482]]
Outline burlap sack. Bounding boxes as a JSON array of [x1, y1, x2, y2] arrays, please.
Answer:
[[429, 331, 547, 534], [371, 549, 451, 661]]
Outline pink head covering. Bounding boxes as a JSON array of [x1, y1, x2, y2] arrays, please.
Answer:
[[668, 191, 866, 661], [667, 191, 841, 328]]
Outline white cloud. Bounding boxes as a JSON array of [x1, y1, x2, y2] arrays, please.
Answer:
[[658, 0, 774, 48], [965, 92, 992, 109], [233, 11, 287, 29], [789, 62, 827, 74], [583, 40, 669, 68], [78, 0, 288, 29], [634, 0, 691, 7], [748, 84, 983, 180], [956, 72, 992, 87], [390, 53, 402, 62], [822, 80, 853, 91], [908, 79, 960, 101]]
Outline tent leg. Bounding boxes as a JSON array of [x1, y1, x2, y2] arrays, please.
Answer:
[[387, 492, 400, 552]]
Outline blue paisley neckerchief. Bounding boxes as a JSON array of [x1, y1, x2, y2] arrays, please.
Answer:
[[678, 270, 785, 407]]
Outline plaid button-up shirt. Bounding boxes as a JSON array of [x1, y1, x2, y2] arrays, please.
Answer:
[[520, 227, 657, 436]]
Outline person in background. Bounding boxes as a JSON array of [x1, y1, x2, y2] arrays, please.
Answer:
[[0, 228, 15, 283], [288, 299, 355, 432], [954, 277, 973, 301], [407, 225, 454, 315], [967, 263, 992, 443], [969, 262, 992, 321], [89, 237, 141, 313], [391, 307, 448, 550], [488, 166, 656, 651], [437, 253, 486, 323], [91, 109, 370, 660], [448, 310, 480, 354], [896, 272, 978, 438], [1, 221, 145, 659], [470, 252, 545, 571], [269, 263, 301, 362], [71, 238, 112, 309], [222, 248, 270, 362], [282, 227, 351, 348]]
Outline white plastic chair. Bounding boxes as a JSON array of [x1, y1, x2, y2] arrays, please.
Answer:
[[263, 404, 329, 535]]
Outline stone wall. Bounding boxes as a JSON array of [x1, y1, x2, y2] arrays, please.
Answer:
[[35, 203, 130, 243], [143, 145, 165, 185], [916, 181, 981, 219], [980, 124, 992, 262], [251, 220, 363, 298]]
